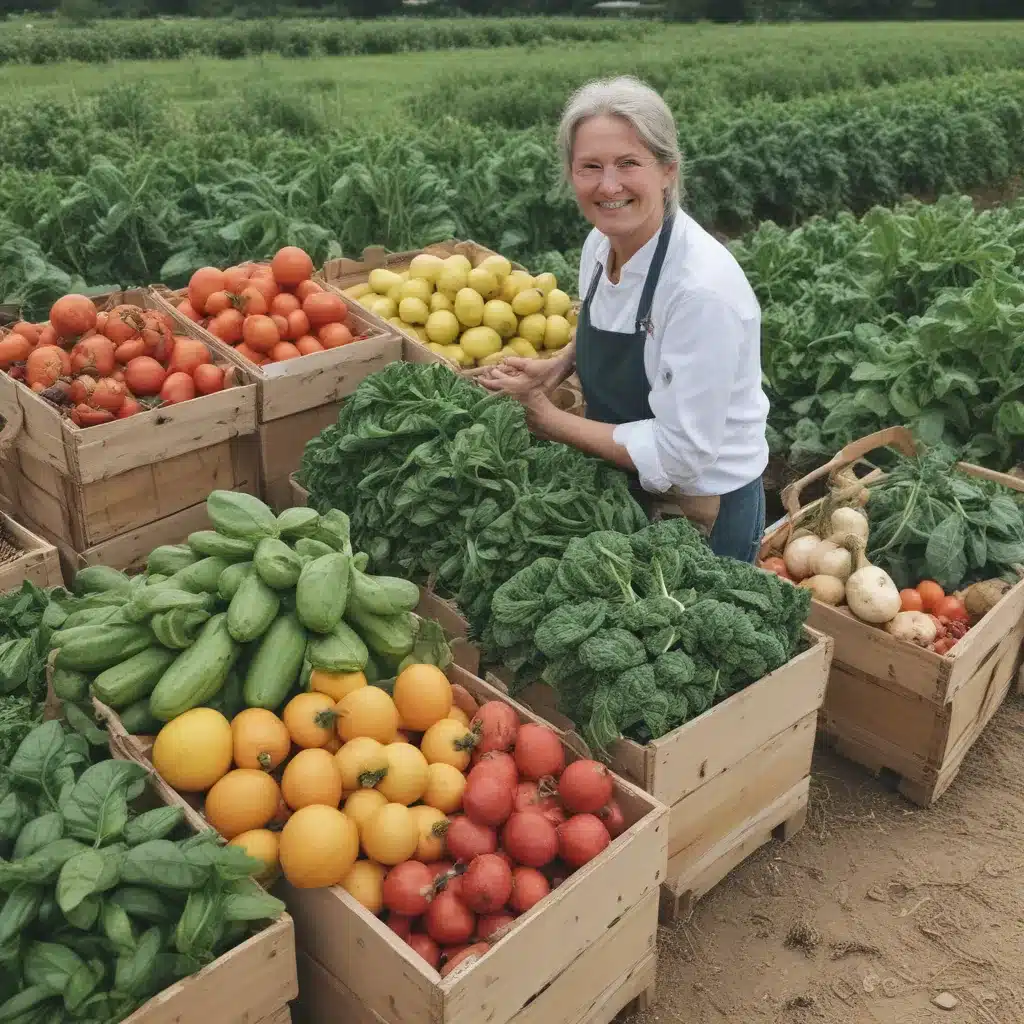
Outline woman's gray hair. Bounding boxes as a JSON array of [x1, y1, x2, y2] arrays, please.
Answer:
[[557, 76, 682, 212]]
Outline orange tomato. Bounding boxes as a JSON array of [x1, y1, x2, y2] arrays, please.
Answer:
[[208, 309, 245, 345], [271, 246, 314, 288], [193, 363, 225, 394], [319, 323, 353, 349], [899, 588, 924, 612], [270, 293, 301, 317], [303, 291, 346, 328], [160, 371, 197, 405], [243, 315, 280, 354], [236, 286, 268, 317], [916, 580, 945, 613], [271, 341, 301, 361], [286, 309, 310, 341], [187, 267, 226, 315], [295, 280, 322, 301], [295, 336, 323, 356]]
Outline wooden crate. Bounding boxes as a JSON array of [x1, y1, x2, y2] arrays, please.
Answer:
[[0, 290, 258, 558], [151, 286, 404, 509], [0, 510, 62, 592], [282, 665, 666, 1024], [760, 426, 1024, 807], [494, 628, 832, 923]]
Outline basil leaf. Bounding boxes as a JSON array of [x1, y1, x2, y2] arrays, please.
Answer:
[[0, 985, 55, 1020], [108, 886, 176, 925], [62, 760, 148, 845], [222, 887, 285, 923], [62, 702, 109, 749], [123, 806, 184, 847], [63, 894, 101, 932], [7, 721, 66, 795], [925, 513, 967, 591], [0, 882, 44, 947], [184, 842, 262, 882], [0, 791, 29, 843], [57, 848, 122, 914], [174, 887, 225, 960], [121, 841, 210, 891], [102, 902, 136, 953], [63, 961, 101, 1015], [23, 941, 88, 994], [114, 924, 162, 998], [0, 839, 88, 887], [13, 813, 64, 861]]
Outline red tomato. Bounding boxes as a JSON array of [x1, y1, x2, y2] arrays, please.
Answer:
[[124, 356, 167, 397], [270, 292, 301, 318], [899, 588, 924, 613], [204, 290, 233, 315], [160, 371, 197, 405], [168, 338, 212, 376], [117, 396, 143, 419], [90, 377, 126, 412], [193, 364, 225, 395], [286, 309, 310, 341], [208, 309, 245, 345], [934, 596, 969, 623], [236, 286, 268, 318], [916, 581, 945, 613], [71, 403, 114, 427], [242, 315, 280, 354]]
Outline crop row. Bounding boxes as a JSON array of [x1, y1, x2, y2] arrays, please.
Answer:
[[411, 21, 1024, 127], [0, 15, 647, 65]]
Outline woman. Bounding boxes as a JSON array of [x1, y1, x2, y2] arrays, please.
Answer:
[[481, 76, 769, 563]]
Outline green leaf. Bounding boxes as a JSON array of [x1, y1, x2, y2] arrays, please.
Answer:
[[13, 813, 64, 861], [63, 961, 101, 1015], [121, 841, 211, 891], [114, 924, 162, 998], [123, 806, 184, 847], [62, 702, 109, 748], [222, 885, 285, 923], [23, 941, 88, 995], [926, 514, 968, 591], [57, 847, 122, 914], [63, 894, 101, 931], [62, 759, 147, 845], [7, 721, 66, 795], [0, 985, 56, 1021], [0, 839, 87, 887], [174, 887, 225, 961], [101, 901, 136, 953]]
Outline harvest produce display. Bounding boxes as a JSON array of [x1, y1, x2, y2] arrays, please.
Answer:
[[343, 253, 575, 368], [484, 517, 811, 753], [1, 296, 233, 425], [148, 653, 627, 978], [179, 247, 363, 366], [0, 718, 284, 1024], [50, 491, 452, 739], [300, 362, 647, 634], [762, 443, 1024, 653]]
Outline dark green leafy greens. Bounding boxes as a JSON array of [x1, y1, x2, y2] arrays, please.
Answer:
[[0, 720, 283, 1023], [865, 443, 1024, 591], [484, 518, 811, 754], [300, 362, 646, 637]]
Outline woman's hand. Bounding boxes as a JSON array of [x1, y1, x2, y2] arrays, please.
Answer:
[[478, 355, 564, 399]]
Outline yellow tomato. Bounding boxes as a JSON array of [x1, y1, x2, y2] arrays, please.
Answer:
[[344, 788, 388, 834], [310, 669, 367, 703], [336, 686, 399, 744], [422, 762, 466, 814], [282, 692, 337, 749], [279, 806, 359, 889], [447, 707, 470, 727], [335, 736, 389, 793], [411, 805, 448, 862], [280, 748, 344, 811], [228, 829, 280, 884], [420, 718, 475, 772], [376, 743, 428, 806], [361, 803, 419, 866], [393, 664, 453, 732], [340, 860, 386, 914]]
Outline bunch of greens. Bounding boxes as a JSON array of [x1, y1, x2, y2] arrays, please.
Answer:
[[0, 720, 283, 1024], [483, 518, 811, 754], [865, 443, 1024, 591], [0, 583, 70, 767], [300, 362, 646, 637]]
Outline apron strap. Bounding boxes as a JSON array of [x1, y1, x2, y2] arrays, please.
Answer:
[[583, 260, 603, 308], [634, 212, 676, 333]]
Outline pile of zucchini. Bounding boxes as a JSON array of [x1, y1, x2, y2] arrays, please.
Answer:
[[50, 491, 436, 733]]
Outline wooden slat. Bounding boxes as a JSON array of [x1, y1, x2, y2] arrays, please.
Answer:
[[644, 631, 830, 807], [259, 402, 341, 510], [0, 513, 62, 592]]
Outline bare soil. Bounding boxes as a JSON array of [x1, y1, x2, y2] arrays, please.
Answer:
[[625, 692, 1024, 1024]]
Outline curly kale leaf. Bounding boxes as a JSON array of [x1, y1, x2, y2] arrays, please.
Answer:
[[577, 629, 648, 674], [534, 600, 609, 659]]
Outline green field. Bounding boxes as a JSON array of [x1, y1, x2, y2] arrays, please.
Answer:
[[1, 17, 1023, 469]]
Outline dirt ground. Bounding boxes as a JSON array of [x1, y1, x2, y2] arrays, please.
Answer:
[[626, 692, 1024, 1024]]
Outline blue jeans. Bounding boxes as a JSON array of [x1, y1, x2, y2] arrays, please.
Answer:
[[708, 476, 765, 564]]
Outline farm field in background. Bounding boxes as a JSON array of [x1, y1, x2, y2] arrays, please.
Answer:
[[1, 17, 1022, 471]]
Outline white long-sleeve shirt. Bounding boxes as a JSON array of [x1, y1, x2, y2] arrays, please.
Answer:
[[578, 211, 770, 498]]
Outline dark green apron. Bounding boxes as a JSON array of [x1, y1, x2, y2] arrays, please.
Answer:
[[576, 215, 675, 517]]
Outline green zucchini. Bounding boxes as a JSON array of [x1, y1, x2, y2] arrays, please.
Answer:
[[253, 538, 303, 591], [147, 574, 169, 586], [72, 566, 131, 596], [227, 573, 281, 643], [207, 490, 279, 542], [217, 561, 252, 601], [348, 568, 420, 617], [277, 507, 320, 539], [159, 557, 231, 595], [51, 667, 90, 703], [146, 544, 199, 577], [124, 587, 214, 624], [344, 604, 415, 659], [294, 538, 334, 559], [148, 613, 241, 722], [306, 619, 368, 673], [244, 612, 307, 710], [92, 647, 178, 710], [150, 609, 211, 650], [296, 553, 350, 634], [352, 552, 370, 572], [119, 699, 162, 736], [59, 604, 125, 631], [205, 667, 246, 719], [313, 509, 351, 554], [54, 625, 154, 673], [187, 531, 256, 562]]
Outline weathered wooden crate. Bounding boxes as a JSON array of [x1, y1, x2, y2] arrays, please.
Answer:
[[151, 286, 403, 511], [0, 290, 259, 568], [0, 510, 62, 592], [761, 427, 1024, 807], [496, 628, 832, 923], [282, 665, 666, 1024]]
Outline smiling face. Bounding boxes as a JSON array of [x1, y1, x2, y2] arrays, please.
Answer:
[[570, 114, 676, 248]]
